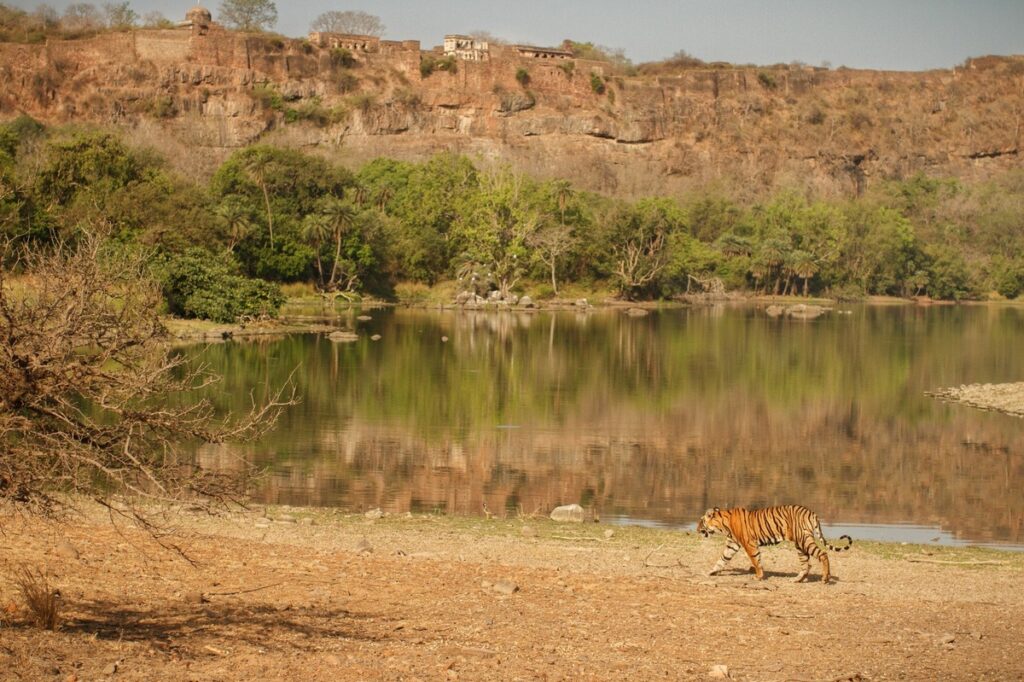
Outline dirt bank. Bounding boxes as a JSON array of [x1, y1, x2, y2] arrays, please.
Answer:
[[2, 504, 1022, 681]]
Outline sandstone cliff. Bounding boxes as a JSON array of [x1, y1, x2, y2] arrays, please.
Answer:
[[1, 23, 1021, 196]]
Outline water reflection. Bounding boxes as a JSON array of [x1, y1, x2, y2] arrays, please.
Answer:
[[188, 305, 1024, 548]]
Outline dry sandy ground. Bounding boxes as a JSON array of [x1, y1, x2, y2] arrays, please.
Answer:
[[1, 505, 1022, 681]]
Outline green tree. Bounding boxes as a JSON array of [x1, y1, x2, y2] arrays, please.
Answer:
[[159, 248, 285, 322], [457, 169, 543, 299], [605, 198, 683, 299], [218, 0, 276, 31]]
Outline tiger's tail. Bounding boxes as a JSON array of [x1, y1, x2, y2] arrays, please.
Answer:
[[814, 518, 853, 552]]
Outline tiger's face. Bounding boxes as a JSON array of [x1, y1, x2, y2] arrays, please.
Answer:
[[697, 507, 726, 537]]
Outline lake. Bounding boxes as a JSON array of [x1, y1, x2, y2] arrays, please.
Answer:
[[187, 304, 1024, 549]]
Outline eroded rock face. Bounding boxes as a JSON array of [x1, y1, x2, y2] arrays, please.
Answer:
[[1, 29, 1021, 195]]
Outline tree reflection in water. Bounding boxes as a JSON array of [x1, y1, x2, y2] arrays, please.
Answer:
[[188, 305, 1024, 547]]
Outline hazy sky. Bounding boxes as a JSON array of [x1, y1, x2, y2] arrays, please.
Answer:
[[13, 0, 1024, 71]]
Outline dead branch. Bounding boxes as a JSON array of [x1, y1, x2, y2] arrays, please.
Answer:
[[0, 237, 297, 538]]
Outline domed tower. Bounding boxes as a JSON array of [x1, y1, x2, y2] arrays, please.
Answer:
[[185, 5, 212, 28]]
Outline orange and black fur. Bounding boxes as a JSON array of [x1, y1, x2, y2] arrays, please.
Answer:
[[697, 505, 852, 583]]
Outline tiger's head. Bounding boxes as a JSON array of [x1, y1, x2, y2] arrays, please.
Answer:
[[697, 507, 727, 538]]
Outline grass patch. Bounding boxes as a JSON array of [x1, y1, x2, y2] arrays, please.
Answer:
[[17, 568, 61, 630]]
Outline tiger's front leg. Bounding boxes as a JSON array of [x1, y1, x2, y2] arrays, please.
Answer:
[[741, 541, 765, 580], [709, 539, 741, 575]]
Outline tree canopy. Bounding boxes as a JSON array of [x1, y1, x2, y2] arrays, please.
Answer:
[[218, 0, 277, 32], [310, 10, 384, 36]]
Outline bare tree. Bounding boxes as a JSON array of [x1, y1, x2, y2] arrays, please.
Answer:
[[0, 239, 294, 536], [310, 10, 384, 36], [102, 1, 137, 29], [527, 223, 576, 295], [219, 0, 277, 32], [61, 3, 103, 32]]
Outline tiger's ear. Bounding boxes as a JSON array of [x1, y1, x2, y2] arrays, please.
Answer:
[[713, 506, 720, 513]]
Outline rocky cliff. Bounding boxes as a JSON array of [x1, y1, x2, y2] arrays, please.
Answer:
[[1, 24, 1021, 196]]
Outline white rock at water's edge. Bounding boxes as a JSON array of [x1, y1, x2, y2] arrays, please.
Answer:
[[550, 503, 586, 522]]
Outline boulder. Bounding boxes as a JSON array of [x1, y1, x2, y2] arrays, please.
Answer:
[[786, 304, 829, 319], [519, 295, 535, 308], [550, 503, 586, 523]]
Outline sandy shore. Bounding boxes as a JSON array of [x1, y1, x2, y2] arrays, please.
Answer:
[[1, 504, 1022, 681]]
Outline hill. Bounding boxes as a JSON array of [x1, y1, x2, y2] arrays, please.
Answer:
[[1, 9, 1021, 196]]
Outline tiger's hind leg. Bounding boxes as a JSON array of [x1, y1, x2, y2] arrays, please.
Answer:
[[709, 540, 740, 575], [800, 535, 832, 583], [794, 549, 811, 583]]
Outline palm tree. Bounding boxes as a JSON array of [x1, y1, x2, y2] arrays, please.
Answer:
[[301, 213, 331, 288], [243, 151, 275, 248], [550, 179, 573, 226], [790, 249, 819, 297], [373, 184, 394, 211], [317, 197, 357, 291], [215, 198, 251, 253]]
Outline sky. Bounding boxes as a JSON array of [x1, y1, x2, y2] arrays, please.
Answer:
[[10, 0, 1024, 71]]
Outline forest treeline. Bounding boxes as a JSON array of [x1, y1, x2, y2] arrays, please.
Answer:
[[2, 117, 1022, 321]]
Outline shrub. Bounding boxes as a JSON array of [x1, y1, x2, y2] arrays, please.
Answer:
[[159, 250, 285, 323], [17, 568, 60, 631], [589, 72, 605, 94], [330, 47, 355, 68], [558, 61, 575, 77], [757, 71, 778, 89], [250, 84, 284, 111], [420, 55, 457, 78], [805, 106, 826, 125], [150, 95, 176, 118], [515, 67, 530, 86]]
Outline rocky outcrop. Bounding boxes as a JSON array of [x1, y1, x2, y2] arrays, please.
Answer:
[[1, 27, 1022, 196]]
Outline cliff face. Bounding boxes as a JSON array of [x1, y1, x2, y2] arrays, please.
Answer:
[[1, 25, 1021, 196]]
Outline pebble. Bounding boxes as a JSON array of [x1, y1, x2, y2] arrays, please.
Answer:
[[708, 664, 730, 678], [939, 633, 956, 645], [441, 336, 449, 342], [104, 661, 120, 676], [603, 529, 615, 539], [357, 315, 372, 321], [324, 654, 341, 666], [275, 514, 297, 524], [298, 517, 314, 525], [365, 508, 384, 520], [370, 334, 382, 341], [521, 526, 537, 538], [492, 580, 519, 595], [56, 540, 80, 560], [356, 538, 373, 554]]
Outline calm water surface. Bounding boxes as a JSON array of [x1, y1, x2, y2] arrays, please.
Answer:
[[188, 305, 1024, 549]]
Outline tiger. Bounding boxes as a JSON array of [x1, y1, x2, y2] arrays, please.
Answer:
[[696, 505, 852, 583]]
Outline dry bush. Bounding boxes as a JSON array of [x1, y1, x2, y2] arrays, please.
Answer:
[[0, 237, 295, 538], [16, 568, 61, 630]]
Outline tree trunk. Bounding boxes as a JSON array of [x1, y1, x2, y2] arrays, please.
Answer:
[[261, 182, 274, 248], [328, 228, 342, 290]]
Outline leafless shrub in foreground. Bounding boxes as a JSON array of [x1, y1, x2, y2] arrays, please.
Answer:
[[16, 567, 61, 630], [0, 237, 295, 543]]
